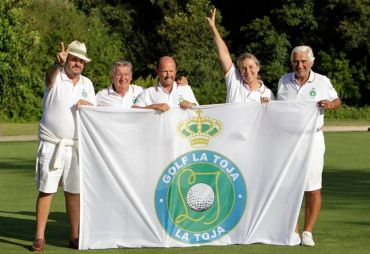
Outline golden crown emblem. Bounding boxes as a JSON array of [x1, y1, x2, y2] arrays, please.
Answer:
[[178, 109, 223, 148]]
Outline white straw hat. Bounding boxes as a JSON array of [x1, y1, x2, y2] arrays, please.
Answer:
[[67, 40, 91, 63]]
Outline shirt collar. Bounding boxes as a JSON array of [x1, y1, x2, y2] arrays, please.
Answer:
[[156, 82, 177, 94], [243, 80, 266, 93], [291, 70, 315, 85], [257, 81, 266, 93], [60, 68, 84, 84], [108, 84, 132, 97]]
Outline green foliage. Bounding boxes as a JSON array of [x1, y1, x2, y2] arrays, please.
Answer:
[[241, 16, 290, 92], [0, 0, 42, 121], [328, 0, 370, 105], [0, 0, 123, 121], [331, 0, 370, 51], [22, 0, 122, 92], [237, 0, 370, 105], [2, 0, 370, 122], [74, 0, 164, 79], [274, 0, 318, 31], [134, 74, 158, 88], [156, 0, 226, 104], [317, 50, 360, 104], [325, 105, 370, 120]]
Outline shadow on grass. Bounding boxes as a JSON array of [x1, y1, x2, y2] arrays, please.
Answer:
[[323, 167, 370, 202], [0, 211, 69, 250], [0, 160, 36, 172]]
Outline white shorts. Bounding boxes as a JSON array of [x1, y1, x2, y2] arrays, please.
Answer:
[[36, 141, 79, 194], [305, 130, 325, 191]]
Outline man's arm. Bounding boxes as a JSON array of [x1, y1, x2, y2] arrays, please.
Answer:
[[45, 42, 68, 88], [132, 89, 171, 112], [179, 100, 196, 109], [132, 103, 170, 112], [176, 76, 189, 86], [319, 98, 341, 110], [206, 8, 233, 74], [76, 99, 94, 110]]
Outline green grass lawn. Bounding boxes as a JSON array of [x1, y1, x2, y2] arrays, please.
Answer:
[[324, 119, 370, 126], [0, 123, 38, 136], [0, 132, 369, 253], [0, 119, 369, 136]]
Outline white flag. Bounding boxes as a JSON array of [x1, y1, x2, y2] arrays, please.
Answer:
[[79, 101, 319, 249]]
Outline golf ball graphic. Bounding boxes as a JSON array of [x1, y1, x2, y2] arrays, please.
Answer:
[[186, 183, 215, 211]]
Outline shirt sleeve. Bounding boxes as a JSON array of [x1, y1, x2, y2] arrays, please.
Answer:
[[225, 64, 241, 90], [276, 75, 289, 101], [96, 89, 110, 107], [87, 82, 97, 106], [325, 78, 339, 100], [185, 86, 199, 105], [269, 90, 275, 100]]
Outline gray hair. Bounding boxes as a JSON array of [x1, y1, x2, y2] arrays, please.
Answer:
[[291, 46, 315, 64], [111, 60, 133, 77], [236, 53, 260, 70]]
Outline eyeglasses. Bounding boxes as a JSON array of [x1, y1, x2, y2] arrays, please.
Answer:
[[114, 73, 125, 78]]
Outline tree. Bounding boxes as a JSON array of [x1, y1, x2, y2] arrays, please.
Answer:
[[236, 0, 370, 105], [327, 0, 370, 105], [23, 0, 122, 92], [0, 0, 42, 121], [73, 0, 164, 80], [317, 50, 360, 104], [155, 0, 226, 104], [241, 16, 290, 92], [0, 0, 125, 120]]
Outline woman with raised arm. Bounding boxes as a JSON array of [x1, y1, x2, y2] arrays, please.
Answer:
[[206, 8, 273, 103]]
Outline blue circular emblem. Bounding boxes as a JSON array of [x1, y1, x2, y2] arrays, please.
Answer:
[[155, 150, 247, 244]]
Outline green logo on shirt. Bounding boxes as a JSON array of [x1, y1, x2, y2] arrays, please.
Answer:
[[82, 89, 88, 98], [309, 88, 316, 98], [132, 97, 137, 104]]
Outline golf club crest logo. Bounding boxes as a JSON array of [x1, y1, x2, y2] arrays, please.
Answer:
[[155, 110, 247, 244], [177, 109, 223, 148], [81, 88, 88, 98], [309, 87, 316, 98]]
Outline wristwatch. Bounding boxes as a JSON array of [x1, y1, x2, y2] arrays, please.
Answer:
[[54, 61, 63, 68]]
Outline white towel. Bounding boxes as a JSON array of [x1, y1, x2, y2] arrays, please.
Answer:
[[38, 123, 77, 169]]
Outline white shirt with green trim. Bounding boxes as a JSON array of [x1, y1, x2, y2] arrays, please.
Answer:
[[40, 69, 96, 139], [277, 70, 338, 128], [225, 64, 274, 103], [96, 84, 144, 107], [134, 82, 198, 107]]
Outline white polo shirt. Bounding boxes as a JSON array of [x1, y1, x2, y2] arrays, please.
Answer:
[[134, 82, 198, 107], [277, 70, 339, 128], [40, 68, 96, 139], [225, 64, 274, 103], [96, 84, 144, 107]]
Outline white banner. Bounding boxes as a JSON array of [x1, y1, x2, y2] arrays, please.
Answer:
[[79, 101, 319, 250]]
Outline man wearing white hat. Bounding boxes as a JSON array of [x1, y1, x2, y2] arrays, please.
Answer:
[[31, 40, 96, 251]]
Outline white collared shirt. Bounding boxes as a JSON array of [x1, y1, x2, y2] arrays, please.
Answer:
[[96, 84, 144, 107], [277, 70, 339, 128], [225, 64, 274, 103], [40, 68, 96, 139], [277, 71, 338, 101], [134, 82, 198, 107]]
